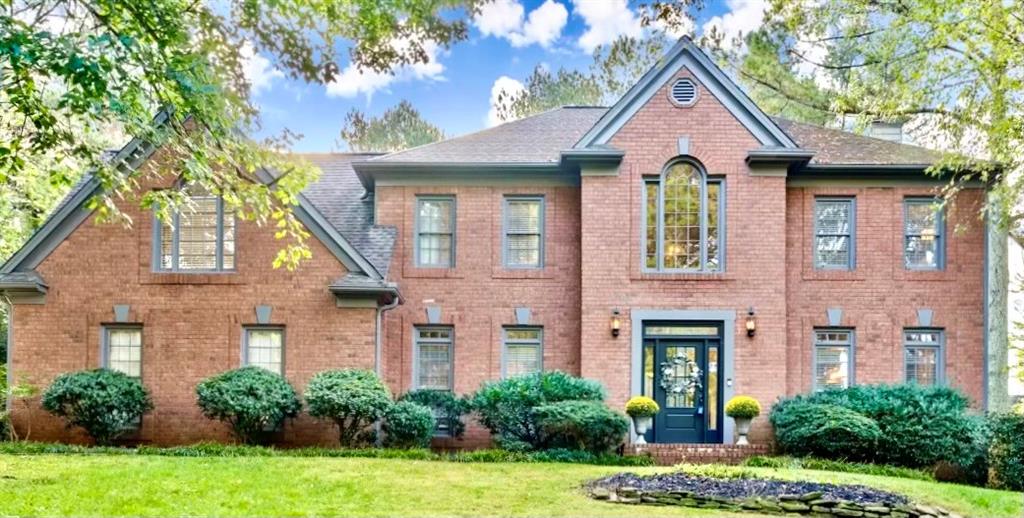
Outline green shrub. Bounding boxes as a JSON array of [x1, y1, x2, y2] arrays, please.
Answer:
[[382, 400, 435, 448], [988, 412, 1024, 490], [471, 370, 605, 450], [725, 395, 761, 419], [195, 367, 302, 444], [399, 389, 470, 438], [305, 369, 392, 447], [533, 400, 629, 453], [742, 456, 935, 481], [771, 384, 988, 481], [770, 402, 882, 461], [41, 369, 153, 445]]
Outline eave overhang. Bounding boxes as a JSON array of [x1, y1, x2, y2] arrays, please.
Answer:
[[746, 147, 815, 167], [352, 160, 574, 189], [328, 282, 402, 306]]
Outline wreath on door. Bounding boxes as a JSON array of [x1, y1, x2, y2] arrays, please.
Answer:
[[659, 354, 703, 406]]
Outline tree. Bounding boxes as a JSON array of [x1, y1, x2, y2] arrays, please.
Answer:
[[493, 34, 672, 122], [1, 0, 485, 269], [338, 100, 444, 152]]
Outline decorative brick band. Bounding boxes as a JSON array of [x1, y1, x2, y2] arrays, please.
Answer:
[[630, 443, 772, 466]]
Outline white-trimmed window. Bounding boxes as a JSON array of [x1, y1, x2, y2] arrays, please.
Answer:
[[814, 329, 853, 391], [155, 185, 235, 271], [103, 327, 142, 378], [244, 327, 284, 375], [904, 198, 944, 270], [414, 327, 453, 390], [643, 158, 723, 272], [904, 329, 943, 385], [415, 196, 456, 268], [814, 198, 855, 270], [502, 327, 543, 378], [503, 196, 544, 268]]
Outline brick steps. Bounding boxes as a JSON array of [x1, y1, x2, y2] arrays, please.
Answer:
[[631, 443, 772, 465]]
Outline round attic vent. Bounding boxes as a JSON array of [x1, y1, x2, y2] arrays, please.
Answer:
[[669, 78, 698, 107]]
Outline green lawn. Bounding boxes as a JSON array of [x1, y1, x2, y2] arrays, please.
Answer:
[[0, 455, 1019, 517]]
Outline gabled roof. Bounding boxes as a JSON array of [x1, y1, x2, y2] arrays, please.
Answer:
[[773, 118, 945, 167], [576, 36, 797, 149], [365, 106, 606, 165]]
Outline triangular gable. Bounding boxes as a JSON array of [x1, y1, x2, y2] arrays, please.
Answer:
[[575, 36, 797, 149], [1, 133, 383, 281]]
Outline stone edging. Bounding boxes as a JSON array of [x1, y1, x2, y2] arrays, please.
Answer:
[[589, 486, 963, 518]]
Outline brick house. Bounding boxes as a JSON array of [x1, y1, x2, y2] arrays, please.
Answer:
[[0, 38, 1005, 446]]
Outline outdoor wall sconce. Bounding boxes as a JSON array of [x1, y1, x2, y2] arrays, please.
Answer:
[[611, 309, 621, 338], [746, 307, 757, 338]]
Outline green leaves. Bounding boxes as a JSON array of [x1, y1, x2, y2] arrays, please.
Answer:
[[195, 366, 302, 445], [339, 100, 444, 152], [304, 369, 393, 447], [41, 369, 153, 445]]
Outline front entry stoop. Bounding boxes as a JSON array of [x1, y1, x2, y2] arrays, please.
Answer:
[[631, 443, 771, 466]]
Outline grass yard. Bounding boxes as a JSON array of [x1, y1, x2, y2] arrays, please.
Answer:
[[0, 455, 1020, 517]]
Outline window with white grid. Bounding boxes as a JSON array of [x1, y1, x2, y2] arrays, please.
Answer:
[[156, 184, 235, 271], [904, 198, 944, 270], [814, 198, 855, 270], [104, 327, 142, 378], [904, 329, 943, 385], [244, 328, 284, 375], [503, 197, 544, 268], [415, 327, 453, 390], [814, 329, 853, 391], [502, 327, 543, 378], [415, 197, 455, 268]]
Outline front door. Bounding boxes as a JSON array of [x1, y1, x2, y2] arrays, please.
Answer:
[[642, 323, 723, 443]]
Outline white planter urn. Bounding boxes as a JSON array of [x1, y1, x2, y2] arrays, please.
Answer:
[[632, 415, 653, 445], [734, 417, 752, 445]]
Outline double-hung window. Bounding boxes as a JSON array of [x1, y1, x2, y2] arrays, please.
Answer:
[[502, 327, 543, 378], [814, 198, 855, 270], [503, 196, 544, 268], [814, 329, 853, 391], [414, 327, 453, 390], [415, 197, 455, 268], [904, 329, 943, 385], [904, 198, 944, 270], [155, 185, 235, 271], [643, 159, 723, 272], [243, 327, 284, 376], [103, 327, 142, 378]]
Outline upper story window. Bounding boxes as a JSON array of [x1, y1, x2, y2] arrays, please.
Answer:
[[503, 196, 544, 268], [415, 196, 455, 268], [814, 197, 855, 270], [814, 329, 853, 391], [155, 185, 235, 272], [904, 329, 943, 385], [243, 327, 284, 376], [103, 326, 142, 378], [643, 159, 723, 272], [904, 198, 944, 270]]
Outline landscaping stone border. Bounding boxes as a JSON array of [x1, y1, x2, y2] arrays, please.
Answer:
[[588, 474, 962, 518]]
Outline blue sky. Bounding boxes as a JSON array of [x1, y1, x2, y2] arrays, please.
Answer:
[[247, 0, 758, 152]]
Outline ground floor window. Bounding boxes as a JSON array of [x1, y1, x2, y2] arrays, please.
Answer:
[[814, 329, 853, 391], [904, 329, 943, 385], [414, 327, 453, 390], [502, 327, 542, 378], [103, 326, 142, 378], [244, 327, 284, 375]]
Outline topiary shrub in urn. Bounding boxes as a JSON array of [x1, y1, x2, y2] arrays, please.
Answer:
[[624, 396, 659, 445], [725, 395, 761, 445]]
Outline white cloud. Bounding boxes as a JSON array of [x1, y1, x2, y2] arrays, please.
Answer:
[[474, 0, 568, 48], [700, 0, 769, 50], [326, 39, 446, 99], [240, 42, 284, 95], [572, 0, 643, 53], [487, 75, 526, 127]]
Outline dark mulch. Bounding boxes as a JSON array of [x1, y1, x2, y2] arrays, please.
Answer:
[[590, 472, 909, 506]]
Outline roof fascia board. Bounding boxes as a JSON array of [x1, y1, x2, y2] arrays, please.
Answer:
[[352, 161, 574, 189], [255, 168, 382, 279], [576, 38, 797, 149], [788, 164, 986, 187]]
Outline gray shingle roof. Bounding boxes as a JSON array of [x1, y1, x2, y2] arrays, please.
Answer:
[[367, 107, 608, 164], [773, 118, 944, 166], [299, 153, 396, 277]]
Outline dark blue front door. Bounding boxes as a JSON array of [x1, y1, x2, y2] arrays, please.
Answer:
[[642, 323, 723, 443]]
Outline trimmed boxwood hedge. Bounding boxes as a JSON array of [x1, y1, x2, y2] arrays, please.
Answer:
[[987, 412, 1024, 490], [41, 369, 153, 445], [195, 367, 302, 444]]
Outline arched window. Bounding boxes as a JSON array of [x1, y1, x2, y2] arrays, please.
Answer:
[[643, 159, 723, 272]]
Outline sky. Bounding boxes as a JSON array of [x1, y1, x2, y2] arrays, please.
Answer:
[[247, 0, 763, 152]]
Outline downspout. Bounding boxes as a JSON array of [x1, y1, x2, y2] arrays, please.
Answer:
[[3, 296, 12, 413], [375, 294, 401, 378]]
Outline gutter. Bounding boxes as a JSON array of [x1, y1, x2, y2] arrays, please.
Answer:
[[4, 296, 12, 413]]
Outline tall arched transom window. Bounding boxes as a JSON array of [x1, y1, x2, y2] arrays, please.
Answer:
[[643, 159, 723, 272]]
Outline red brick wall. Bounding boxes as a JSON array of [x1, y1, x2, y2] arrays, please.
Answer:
[[375, 184, 582, 445], [8, 151, 377, 445], [579, 69, 789, 443], [785, 186, 986, 404]]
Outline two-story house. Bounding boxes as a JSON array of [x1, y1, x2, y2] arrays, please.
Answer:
[[0, 38, 1004, 446]]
